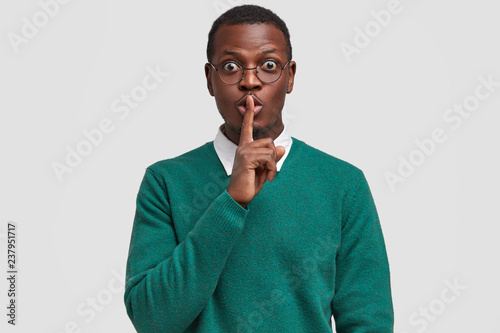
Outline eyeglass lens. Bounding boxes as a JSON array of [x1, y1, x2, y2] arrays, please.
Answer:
[[217, 59, 285, 84]]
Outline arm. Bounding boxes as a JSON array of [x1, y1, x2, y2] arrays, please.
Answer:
[[332, 171, 394, 333], [124, 167, 248, 333]]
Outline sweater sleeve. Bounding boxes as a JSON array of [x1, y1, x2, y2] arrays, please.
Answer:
[[124, 167, 248, 333], [332, 171, 394, 333]]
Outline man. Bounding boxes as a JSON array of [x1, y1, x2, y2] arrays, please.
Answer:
[[124, 5, 393, 333]]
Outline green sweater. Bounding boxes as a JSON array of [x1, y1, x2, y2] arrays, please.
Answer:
[[124, 137, 393, 333]]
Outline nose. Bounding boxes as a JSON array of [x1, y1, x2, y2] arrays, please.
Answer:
[[239, 67, 262, 91]]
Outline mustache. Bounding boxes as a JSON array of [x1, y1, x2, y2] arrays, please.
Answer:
[[236, 94, 263, 107]]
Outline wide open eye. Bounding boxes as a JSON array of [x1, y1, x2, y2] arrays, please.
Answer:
[[260, 60, 278, 72], [222, 62, 240, 72]]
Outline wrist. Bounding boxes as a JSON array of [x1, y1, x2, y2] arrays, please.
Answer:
[[226, 188, 248, 209]]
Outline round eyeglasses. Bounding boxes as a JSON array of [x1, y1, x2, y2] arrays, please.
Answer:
[[208, 59, 291, 85]]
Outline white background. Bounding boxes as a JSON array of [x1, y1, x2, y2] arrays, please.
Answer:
[[1, 0, 499, 332]]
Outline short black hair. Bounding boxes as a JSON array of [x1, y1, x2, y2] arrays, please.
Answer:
[[207, 5, 292, 62]]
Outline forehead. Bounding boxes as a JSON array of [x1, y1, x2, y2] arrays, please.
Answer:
[[212, 23, 287, 62]]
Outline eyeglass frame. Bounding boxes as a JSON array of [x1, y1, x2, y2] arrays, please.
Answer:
[[207, 58, 292, 85]]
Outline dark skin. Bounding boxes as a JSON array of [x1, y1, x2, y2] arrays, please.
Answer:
[[205, 23, 297, 208]]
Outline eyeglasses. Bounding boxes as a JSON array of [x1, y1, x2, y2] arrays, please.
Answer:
[[208, 58, 291, 85]]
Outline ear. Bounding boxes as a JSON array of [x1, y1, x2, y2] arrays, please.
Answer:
[[286, 61, 296, 94], [204, 63, 214, 96]]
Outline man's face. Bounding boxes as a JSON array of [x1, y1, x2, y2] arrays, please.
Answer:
[[205, 23, 296, 143]]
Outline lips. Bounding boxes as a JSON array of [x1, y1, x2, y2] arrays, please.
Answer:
[[237, 95, 263, 116]]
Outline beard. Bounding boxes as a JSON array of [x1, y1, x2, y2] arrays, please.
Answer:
[[223, 112, 283, 140]]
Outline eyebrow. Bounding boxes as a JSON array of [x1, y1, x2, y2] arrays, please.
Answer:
[[221, 49, 279, 57]]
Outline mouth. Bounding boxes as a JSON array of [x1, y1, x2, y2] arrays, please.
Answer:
[[237, 95, 263, 116]]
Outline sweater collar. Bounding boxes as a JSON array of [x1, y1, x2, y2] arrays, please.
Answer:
[[213, 123, 293, 176]]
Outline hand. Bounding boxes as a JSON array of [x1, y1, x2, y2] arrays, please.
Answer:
[[226, 95, 286, 208]]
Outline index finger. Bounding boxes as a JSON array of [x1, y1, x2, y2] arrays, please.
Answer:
[[239, 95, 254, 145]]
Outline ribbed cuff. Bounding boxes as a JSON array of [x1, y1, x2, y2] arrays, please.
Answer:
[[194, 189, 249, 239]]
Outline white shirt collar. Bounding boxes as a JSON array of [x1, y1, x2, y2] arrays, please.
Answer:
[[213, 123, 293, 176]]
